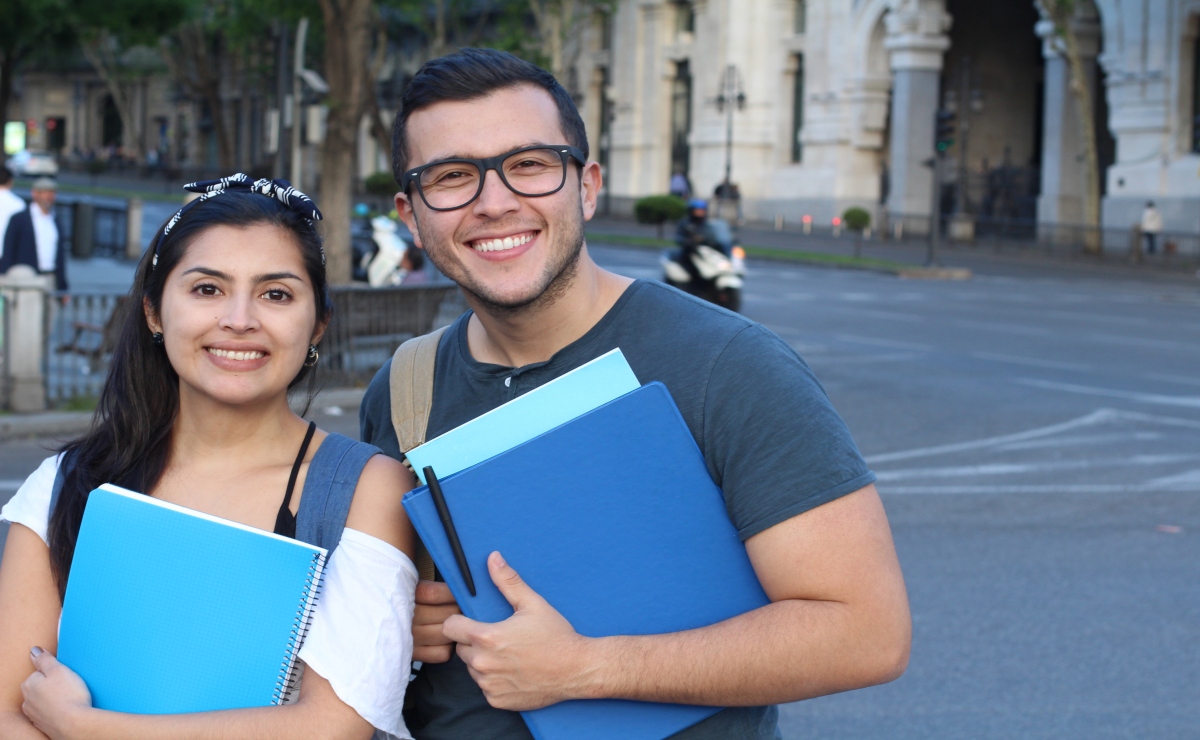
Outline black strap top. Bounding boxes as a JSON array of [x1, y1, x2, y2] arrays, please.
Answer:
[[273, 421, 317, 538]]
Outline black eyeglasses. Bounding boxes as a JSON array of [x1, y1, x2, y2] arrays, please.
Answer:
[[400, 145, 587, 211]]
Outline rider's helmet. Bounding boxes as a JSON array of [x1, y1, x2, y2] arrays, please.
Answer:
[[687, 198, 708, 220]]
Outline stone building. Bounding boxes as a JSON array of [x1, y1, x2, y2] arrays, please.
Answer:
[[577, 0, 1200, 235]]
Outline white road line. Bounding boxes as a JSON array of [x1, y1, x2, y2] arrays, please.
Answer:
[[1148, 468, 1200, 487], [972, 352, 1092, 372], [835, 334, 933, 352], [1146, 373, 1200, 388], [1016, 378, 1200, 409], [865, 409, 1118, 464], [952, 319, 1053, 337], [881, 483, 1200, 494], [874, 454, 1200, 482], [1089, 333, 1200, 353]]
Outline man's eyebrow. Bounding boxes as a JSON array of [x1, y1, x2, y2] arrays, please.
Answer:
[[420, 142, 550, 165]]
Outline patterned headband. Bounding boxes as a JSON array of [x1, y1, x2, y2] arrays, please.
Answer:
[[151, 173, 325, 268]]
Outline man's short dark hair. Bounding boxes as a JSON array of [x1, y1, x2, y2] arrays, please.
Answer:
[[0, 166, 12, 186], [391, 48, 588, 184]]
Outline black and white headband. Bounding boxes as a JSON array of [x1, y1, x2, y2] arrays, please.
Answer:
[[151, 173, 324, 268]]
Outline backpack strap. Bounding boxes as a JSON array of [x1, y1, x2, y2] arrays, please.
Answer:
[[295, 433, 381, 552], [48, 449, 78, 518], [388, 325, 449, 581]]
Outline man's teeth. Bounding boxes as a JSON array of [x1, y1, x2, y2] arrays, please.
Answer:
[[472, 233, 533, 252], [207, 348, 265, 361]]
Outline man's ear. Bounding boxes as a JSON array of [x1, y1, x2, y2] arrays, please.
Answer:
[[579, 160, 602, 222], [143, 296, 162, 335], [394, 192, 424, 250]]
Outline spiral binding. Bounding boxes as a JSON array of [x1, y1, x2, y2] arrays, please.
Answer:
[[271, 550, 327, 704]]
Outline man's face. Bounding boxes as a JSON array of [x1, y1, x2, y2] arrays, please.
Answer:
[[32, 189, 55, 213], [395, 85, 601, 313]]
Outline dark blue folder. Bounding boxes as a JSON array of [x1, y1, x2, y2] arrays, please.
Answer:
[[402, 382, 771, 740]]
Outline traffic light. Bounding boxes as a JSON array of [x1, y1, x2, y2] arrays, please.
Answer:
[[935, 109, 956, 153]]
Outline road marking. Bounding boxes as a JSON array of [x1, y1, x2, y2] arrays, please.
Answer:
[[1146, 372, 1200, 388], [1148, 468, 1200, 487], [875, 454, 1200, 482], [866, 409, 1119, 464], [1016, 378, 1200, 409], [835, 334, 932, 352], [1089, 333, 1200, 354], [972, 352, 1092, 372], [953, 319, 1053, 337], [881, 483, 1200, 494], [833, 307, 924, 322]]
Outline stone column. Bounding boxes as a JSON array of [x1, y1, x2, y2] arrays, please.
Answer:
[[1036, 11, 1101, 226], [0, 266, 50, 412], [884, 0, 951, 227]]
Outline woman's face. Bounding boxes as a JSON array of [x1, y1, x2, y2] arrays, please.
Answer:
[[148, 223, 323, 407]]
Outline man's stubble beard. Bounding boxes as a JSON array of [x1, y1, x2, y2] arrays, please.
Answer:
[[414, 204, 586, 321]]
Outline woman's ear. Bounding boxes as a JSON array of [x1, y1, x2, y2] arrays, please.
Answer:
[[310, 317, 330, 348], [143, 296, 162, 335]]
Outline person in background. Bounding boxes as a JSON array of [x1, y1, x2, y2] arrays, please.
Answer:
[[1, 177, 67, 291], [668, 168, 691, 200], [1140, 201, 1163, 255], [0, 166, 26, 249]]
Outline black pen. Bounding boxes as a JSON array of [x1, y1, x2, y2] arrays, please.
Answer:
[[423, 466, 476, 597]]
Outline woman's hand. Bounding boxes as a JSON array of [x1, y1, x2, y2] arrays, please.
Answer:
[[21, 647, 94, 740]]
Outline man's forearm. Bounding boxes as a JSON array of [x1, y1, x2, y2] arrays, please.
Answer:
[[580, 597, 910, 707]]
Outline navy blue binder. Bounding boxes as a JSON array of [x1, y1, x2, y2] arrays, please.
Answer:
[[402, 382, 771, 740]]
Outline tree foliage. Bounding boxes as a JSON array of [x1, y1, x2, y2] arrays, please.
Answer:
[[0, 0, 73, 127]]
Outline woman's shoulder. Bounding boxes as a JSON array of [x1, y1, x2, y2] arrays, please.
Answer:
[[0, 453, 65, 544]]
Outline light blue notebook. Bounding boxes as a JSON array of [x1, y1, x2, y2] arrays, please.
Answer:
[[406, 348, 640, 484], [57, 484, 327, 714]]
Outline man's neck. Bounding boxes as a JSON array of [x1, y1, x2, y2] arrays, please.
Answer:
[[465, 245, 634, 368]]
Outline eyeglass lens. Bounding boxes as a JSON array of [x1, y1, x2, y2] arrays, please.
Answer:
[[418, 148, 566, 210]]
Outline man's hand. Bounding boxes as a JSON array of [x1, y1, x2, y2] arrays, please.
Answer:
[[21, 647, 94, 739], [413, 580, 462, 663], [442, 552, 595, 711]]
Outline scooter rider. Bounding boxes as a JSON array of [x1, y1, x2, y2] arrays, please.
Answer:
[[672, 199, 717, 283]]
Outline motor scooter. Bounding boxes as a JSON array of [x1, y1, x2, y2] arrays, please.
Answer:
[[660, 218, 745, 312]]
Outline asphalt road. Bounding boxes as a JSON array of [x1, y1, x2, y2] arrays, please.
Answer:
[[2, 242, 1199, 738]]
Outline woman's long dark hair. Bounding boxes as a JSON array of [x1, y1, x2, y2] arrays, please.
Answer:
[[47, 193, 331, 600]]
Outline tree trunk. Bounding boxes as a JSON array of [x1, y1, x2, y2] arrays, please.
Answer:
[[319, 0, 373, 285], [0, 46, 16, 130], [78, 31, 146, 163]]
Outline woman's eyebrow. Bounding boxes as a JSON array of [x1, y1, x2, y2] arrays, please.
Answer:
[[254, 271, 305, 283], [180, 267, 231, 280]]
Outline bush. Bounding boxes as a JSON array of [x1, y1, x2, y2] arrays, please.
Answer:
[[364, 171, 399, 198], [634, 195, 687, 237], [842, 206, 871, 232]]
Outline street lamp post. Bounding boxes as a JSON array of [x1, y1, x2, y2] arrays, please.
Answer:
[[714, 64, 745, 208]]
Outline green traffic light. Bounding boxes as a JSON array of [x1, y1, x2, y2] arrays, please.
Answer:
[[937, 140, 953, 152]]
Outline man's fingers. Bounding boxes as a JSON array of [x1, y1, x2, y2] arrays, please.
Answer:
[[413, 623, 454, 646], [415, 580, 458, 606], [413, 644, 454, 664], [413, 602, 461, 626], [442, 613, 483, 646], [487, 552, 540, 611]]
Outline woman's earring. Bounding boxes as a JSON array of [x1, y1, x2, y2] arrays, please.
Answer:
[[304, 344, 319, 367], [151, 332, 164, 345]]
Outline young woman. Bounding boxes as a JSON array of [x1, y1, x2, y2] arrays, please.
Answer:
[[0, 176, 418, 739]]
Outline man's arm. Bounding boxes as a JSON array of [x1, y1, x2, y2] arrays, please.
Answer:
[[443, 483, 910, 710]]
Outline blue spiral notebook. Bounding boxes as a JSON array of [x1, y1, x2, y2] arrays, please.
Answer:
[[57, 485, 327, 714], [403, 382, 771, 740]]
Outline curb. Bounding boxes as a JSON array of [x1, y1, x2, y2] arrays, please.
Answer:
[[0, 387, 370, 441], [897, 267, 974, 280]]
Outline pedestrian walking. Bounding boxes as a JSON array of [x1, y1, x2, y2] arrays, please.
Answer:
[[0, 165, 26, 249], [364, 47, 910, 740], [0, 177, 67, 291], [669, 168, 691, 199], [1141, 201, 1163, 255], [0, 176, 419, 739]]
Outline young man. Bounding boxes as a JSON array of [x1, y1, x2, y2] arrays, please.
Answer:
[[360, 48, 910, 739]]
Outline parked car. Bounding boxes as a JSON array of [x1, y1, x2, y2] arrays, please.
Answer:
[[6, 150, 59, 177]]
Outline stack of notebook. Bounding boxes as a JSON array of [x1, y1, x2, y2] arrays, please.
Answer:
[[402, 349, 771, 740]]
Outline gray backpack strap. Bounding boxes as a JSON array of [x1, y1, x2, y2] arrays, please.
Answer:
[[294, 433, 381, 552], [388, 326, 448, 582]]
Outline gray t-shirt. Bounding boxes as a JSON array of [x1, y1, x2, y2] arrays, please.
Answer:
[[360, 280, 875, 740]]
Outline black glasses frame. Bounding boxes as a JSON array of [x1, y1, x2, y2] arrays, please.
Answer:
[[400, 144, 587, 211]]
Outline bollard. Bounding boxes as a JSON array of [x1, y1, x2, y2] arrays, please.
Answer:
[[126, 198, 144, 260], [73, 201, 95, 259], [0, 266, 49, 411], [774, 214, 784, 231]]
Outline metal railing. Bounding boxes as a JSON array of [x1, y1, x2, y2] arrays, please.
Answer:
[[38, 284, 465, 406]]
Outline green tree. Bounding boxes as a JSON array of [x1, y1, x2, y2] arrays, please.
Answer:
[[527, 0, 614, 92], [1037, 0, 1102, 253], [66, 0, 191, 162], [0, 0, 72, 127]]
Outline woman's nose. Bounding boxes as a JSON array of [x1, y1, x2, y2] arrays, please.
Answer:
[[217, 294, 260, 332]]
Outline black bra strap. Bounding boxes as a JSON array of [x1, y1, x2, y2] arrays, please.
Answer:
[[279, 421, 317, 519]]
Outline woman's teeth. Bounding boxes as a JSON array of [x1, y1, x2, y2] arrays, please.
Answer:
[[207, 348, 265, 361], [473, 233, 533, 252]]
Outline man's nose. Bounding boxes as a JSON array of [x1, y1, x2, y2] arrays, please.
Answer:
[[471, 168, 520, 219]]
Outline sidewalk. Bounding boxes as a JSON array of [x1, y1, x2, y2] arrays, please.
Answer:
[[586, 216, 1200, 285]]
